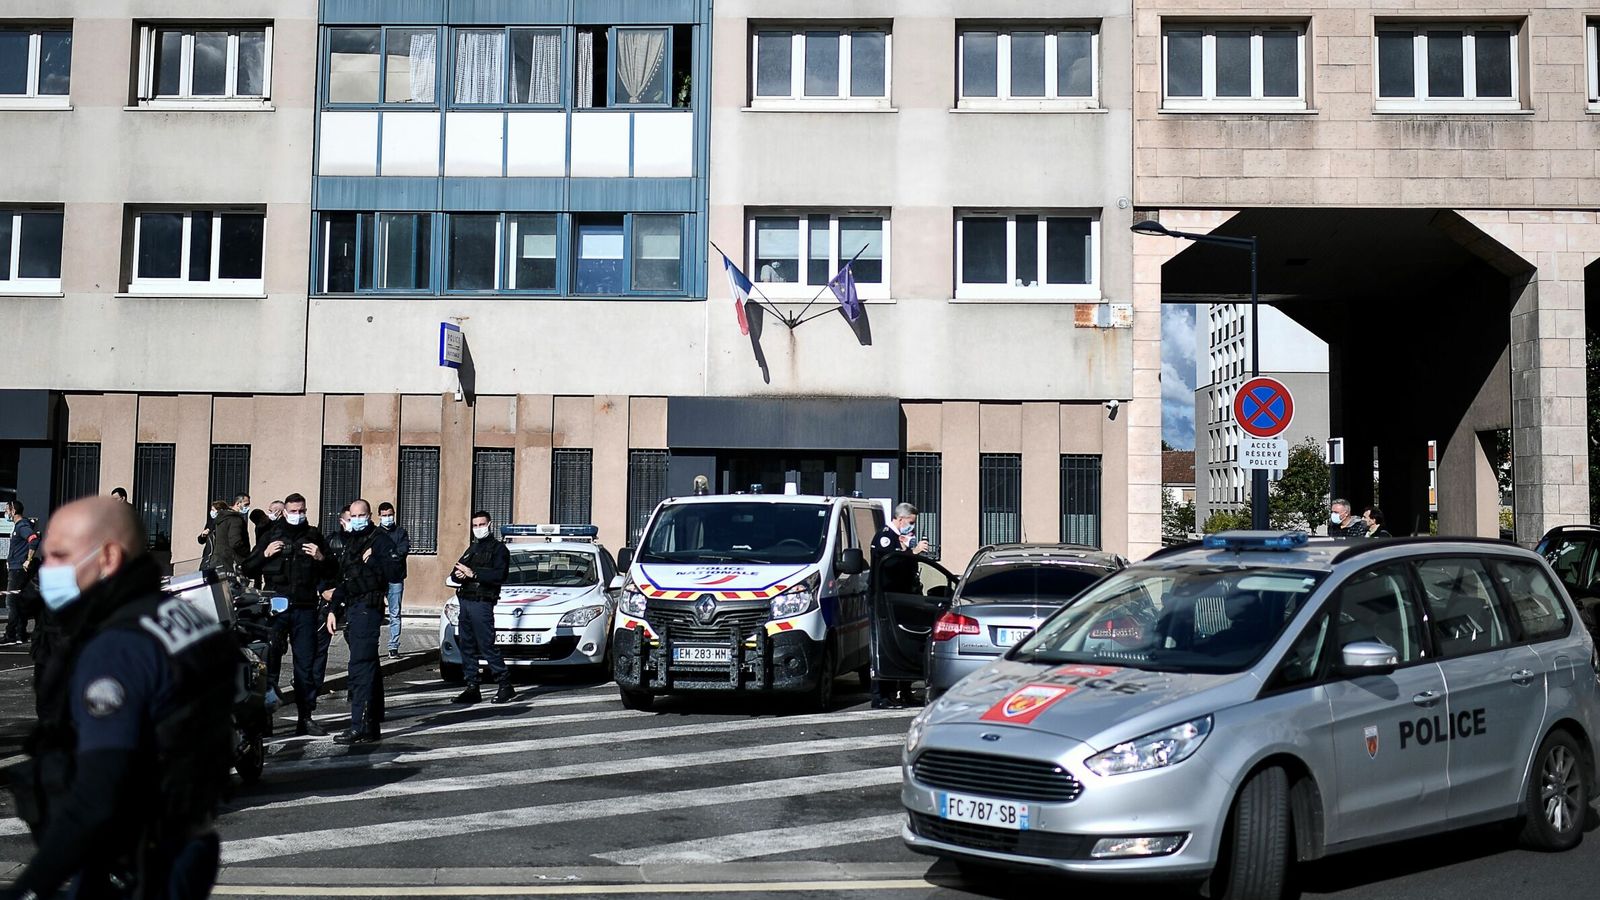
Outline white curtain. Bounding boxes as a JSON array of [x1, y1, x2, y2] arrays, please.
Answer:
[[576, 31, 595, 107], [616, 29, 666, 104], [408, 31, 437, 103], [454, 31, 504, 104], [512, 30, 561, 104]]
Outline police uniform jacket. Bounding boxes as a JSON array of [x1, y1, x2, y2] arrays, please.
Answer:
[[327, 526, 404, 617], [872, 526, 919, 595], [9, 553, 236, 898], [455, 536, 510, 602], [239, 518, 336, 608]]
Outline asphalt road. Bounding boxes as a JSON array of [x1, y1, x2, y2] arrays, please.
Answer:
[[0, 657, 1593, 899]]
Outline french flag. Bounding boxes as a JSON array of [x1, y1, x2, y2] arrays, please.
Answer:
[[720, 252, 752, 336]]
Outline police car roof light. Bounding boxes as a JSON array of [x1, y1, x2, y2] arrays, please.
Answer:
[[501, 524, 599, 541], [1201, 531, 1310, 551]]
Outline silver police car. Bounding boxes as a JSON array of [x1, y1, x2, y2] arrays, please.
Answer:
[[902, 532, 1599, 899]]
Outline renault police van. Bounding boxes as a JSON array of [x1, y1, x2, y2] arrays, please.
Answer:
[[611, 494, 890, 710]]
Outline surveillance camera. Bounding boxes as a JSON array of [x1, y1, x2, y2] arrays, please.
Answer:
[[1105, 399, 1120, 411]]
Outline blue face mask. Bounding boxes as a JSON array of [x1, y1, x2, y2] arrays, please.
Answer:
[[898, 523, 915, 536], [39, 546, 103, 612], [349, 515, 371, 532]]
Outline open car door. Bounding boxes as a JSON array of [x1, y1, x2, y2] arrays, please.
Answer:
[[869, 550, 960, 682]]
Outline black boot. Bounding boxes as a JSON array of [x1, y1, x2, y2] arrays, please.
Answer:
[[492, 680, 515, 704], [333, 728, 379, 745], [296, 717, 327, 737], [452, 684, 481, 705]]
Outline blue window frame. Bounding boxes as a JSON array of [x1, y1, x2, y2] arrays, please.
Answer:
[[325, 26, 441, 107], [450, 27, 565, 107], [319, 211, 435, 294], [443, 212, 563, 295], [609, 26, 673, 108], [574, 213, 684, 295]]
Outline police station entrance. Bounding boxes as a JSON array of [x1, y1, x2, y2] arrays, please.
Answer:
[[718, 452, 866, 497]]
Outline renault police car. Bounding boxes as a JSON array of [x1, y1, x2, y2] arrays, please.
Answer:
[[902, 532, 1599, 899], [439, 525, 620, 681]]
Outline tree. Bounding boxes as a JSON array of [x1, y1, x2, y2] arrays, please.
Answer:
[[1203, 507, 1252, 533], [1161, 439, 1177, 452], [1162, 492, 1195, 538], [1269, 437, 1332, 532]]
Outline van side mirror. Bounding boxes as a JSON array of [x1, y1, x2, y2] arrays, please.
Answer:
[[1339, 640, 1399, 676], [838, 548, 865, 575], [608, 575, 626, 592], [616, 547, 634, 572]]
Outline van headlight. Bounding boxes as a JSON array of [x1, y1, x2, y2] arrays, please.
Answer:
[[444, 598, 460, 627], [560, 605, 606, 627], [619, 583, 647, 617], [770, 575, 820, 619], [1085, 716, 1213, 777]]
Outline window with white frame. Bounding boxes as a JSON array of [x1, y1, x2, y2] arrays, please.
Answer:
[[748, 212, 888, 299], [137, 25, 271, 104], [0, 209, 63, 293], [1162, 23, 1306, 110], [751, 26, 889, 106], [0, 25, 71, 106], [1375, 23, 1519, 110], [956, 212, 1099, 301], [957, 26, 1098, 107], [1589, 20, 1600, 105], [130, 210, 265, 295]]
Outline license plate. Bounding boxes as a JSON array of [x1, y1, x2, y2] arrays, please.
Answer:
[[672, 646, 732, 663], [938, 791, 1029, 831], [495, 631, 548, 646], [993, 627, 1032, 648]]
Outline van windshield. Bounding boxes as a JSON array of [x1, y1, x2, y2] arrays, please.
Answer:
[[640, 502, 832, 565]]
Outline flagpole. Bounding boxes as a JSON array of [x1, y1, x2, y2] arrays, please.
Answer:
[[708, 240, 787, 323], [793, 245, 867, 324]]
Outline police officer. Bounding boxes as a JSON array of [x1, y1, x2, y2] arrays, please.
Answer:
[[3, 497, 235, 900], [869, 503, 930, 709], [241, 492, 335, 736], [451, 510, 513, 705], [321, 499, 403, 744]]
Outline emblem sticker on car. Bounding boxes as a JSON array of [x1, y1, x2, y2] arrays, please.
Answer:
[[980, 684, 1078, 724], [1365, 725, 1379, 759]]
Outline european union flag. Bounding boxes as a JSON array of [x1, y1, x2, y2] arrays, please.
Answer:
[[828, 261, 862, 323]]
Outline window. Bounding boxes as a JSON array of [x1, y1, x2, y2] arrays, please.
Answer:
[[1332, 564, 1427, 664], [1489, 558, 1571, 642], [448, 214, 499, 292], [59, 442, 99, 504], [574, 213, 683, 295], [133, 443, 175, 551], [0, 209, 64, 293], [326, 27, 438, 105], [958, 26, 1098, 107], [1413, 557, 1511, 657], [1162, 23, 1305, 110], [1375, 24, 1519, 110], [130, 209, 265, 294], [751, 27, 890, 106], [138, 25, 270, 103], [572, 25, 692, 109], [902, 452, 942, 555], [0, 25, 70, 104], [552, 449, 593, 525], [627, 450, 669, 547], [956, 212, 1098, 300], [318, 212, 432, 294], [979, 453, 1022, 545], [208, 444, 251, 503], [749, 211, 887, 298], [1589, 21, 1600, 106], [472, 448, 514, 532], [399, 446, 440, 554], [453, 28, 564, 106], [1061, 454, 1102, 548], [318, 446, 362, 532]]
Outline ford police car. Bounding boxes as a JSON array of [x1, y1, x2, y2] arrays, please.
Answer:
[[439, 525, 619, 681], [902, 532, 1598, 899]]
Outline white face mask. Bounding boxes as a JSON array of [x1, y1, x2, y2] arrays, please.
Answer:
[[472, 525, 491, 540], [285, 512, 305, 526], [209, 510, 218, 520]]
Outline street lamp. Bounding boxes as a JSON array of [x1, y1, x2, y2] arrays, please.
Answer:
[[1132, 218, 1268, 531]]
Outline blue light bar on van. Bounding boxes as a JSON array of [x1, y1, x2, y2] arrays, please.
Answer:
[[1201, 531, 1310, 551], [501, 524, 599, 540]]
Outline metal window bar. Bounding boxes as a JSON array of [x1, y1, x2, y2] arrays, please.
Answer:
[[902, 452, 942, 554], [133, 443, 176, 550], [627, 450, 669, 547], [59, 442, 100, 504], [319, 445, 362, 532], [551, 448, 593, 525], [399, 446, 441, 554], [979, 453, 1022, 546], [472, 448, 515, 533], [208, 444, 251, 503], [1061, 454, 1103, 548]]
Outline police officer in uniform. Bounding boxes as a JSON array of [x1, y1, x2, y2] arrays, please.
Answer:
[[451, 511, 514, 705], [3, 497, 235, 900], [241, 492, 336, 736], [321, 499, 403, 744], [870, 503, 930, 709]]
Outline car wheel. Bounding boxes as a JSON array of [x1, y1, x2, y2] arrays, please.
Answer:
[[1212, 766, 1291, 900], [1519, 730, 1588, 851], [619, 687, 655, 711], [809, 645, 836, 712], [439, 661, 463, 684]]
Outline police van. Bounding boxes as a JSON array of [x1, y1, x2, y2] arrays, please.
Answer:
[[439, 524, 620, 681], [611, 494, 889, 710]]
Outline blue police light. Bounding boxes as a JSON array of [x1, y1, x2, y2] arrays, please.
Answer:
[[1201, 531, 1310, 551], [501, 524, 599, 540]]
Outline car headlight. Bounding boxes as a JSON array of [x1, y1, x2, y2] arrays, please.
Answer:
[[559, 605, 606, 627], [444, 598, 460, 627], [905, 709, 931, 755], [619, 583, 647, 617], [770, 575, 821, 619], [1085, 716, 1213, 777]]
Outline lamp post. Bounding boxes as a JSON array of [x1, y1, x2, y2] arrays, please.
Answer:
[[1132, 219, 1267, 531]]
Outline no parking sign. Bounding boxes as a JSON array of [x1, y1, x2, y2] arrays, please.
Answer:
[[1234, 377, 1294, 470]]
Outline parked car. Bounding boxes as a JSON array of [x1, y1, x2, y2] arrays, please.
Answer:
[[926, 544, 1125, 700]]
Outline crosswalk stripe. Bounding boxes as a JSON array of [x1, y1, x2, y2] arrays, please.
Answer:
[[222, 766, 900, 863], [597, 813, 907, 865], [265, 707, 917, 775], [281, 708, 658, 758], [234, 733, 904, 813], [275, 686, 622, 734], [212, 881, 935, 897]]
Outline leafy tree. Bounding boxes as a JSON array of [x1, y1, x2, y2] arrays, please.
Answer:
[[1269, 437, 1331, 532], [1162, 493, 1196, 538], [1202, 507, 1252, 533], [1161, 440, 1177, 452]]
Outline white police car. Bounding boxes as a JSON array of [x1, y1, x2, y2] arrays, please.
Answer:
[[439, 525, 621, 681]]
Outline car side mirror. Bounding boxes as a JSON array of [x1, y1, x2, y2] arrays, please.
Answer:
[[616, 547, 633, 572], [1339, 640, 1399, 676], [608, 574, 626, 592], [838, 548, 865, 575]]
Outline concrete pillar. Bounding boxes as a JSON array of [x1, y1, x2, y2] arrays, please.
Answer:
[[100, 394, 137, 500], [941, 402, 979, 567], [515, 395, 554, 523], [593, 395, 630, 550], [1021, 402, 1060, 545], [440, 393, 474, 559], [173, 394, 213, 567], [1437, 426, 1500, 537], [361, 393, 401, 508]]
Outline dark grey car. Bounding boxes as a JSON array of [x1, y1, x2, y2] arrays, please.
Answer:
[[926, 545, 1124, 699]]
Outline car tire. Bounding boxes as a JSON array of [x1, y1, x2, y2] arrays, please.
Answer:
[[809, 646, 836, 712], [619, 687, 655, 711], [1518, 730, 1588, 852], [439, 661, 463, 684], [1212, 766, 1291, 900]]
